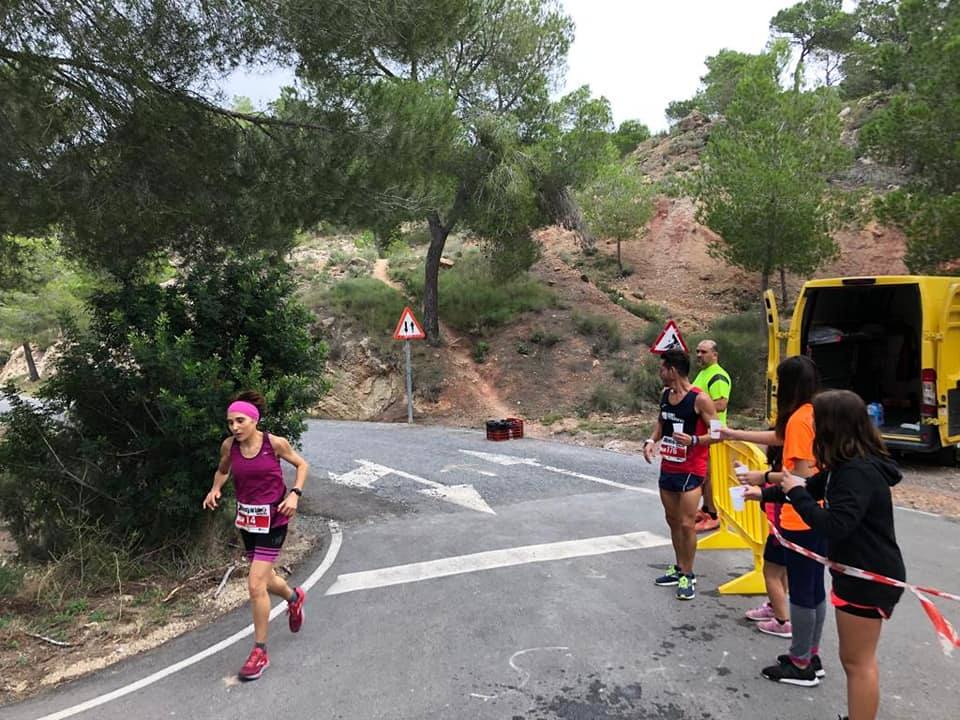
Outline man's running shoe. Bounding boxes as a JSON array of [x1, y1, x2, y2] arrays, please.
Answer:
[[779, 653, 825, 678], [238, 646, 270, 681], [288, 586, 306, 633], [745, 602, 777, 621], [761, 656, 819, 687], [694, 513, 720, 533], [654, 564, 681, 586], [676, 573, 696, 600], [757, 618, 793, 638]]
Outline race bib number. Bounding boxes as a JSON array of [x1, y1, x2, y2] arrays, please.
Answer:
[[660, 437, 688, 463], [236, 502, 271, 534]]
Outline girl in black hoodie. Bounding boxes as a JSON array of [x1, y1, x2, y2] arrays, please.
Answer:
[[745, 389, 904, 720]]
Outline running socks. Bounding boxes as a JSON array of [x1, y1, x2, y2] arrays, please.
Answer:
[[255, 642, 266, 650], [288, 590, 299, 603]]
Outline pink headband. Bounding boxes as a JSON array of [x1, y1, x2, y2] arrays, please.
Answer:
[[227, 401, 260, 423]]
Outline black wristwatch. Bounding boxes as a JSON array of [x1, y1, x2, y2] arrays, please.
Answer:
[[290, 487, 303, 497]]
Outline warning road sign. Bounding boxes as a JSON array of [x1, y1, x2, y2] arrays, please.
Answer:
[[393, 306, 426, 341], [649, 319, 688, 354]]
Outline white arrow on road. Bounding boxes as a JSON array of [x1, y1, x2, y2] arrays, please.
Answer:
[[329, 460, 496, 514], [459, 449, 658, 495]]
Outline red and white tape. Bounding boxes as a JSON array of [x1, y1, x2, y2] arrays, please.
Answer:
[[769, 524, 960, 656]]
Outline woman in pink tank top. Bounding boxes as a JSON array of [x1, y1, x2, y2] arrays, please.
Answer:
[[202, 390, 310, 681]]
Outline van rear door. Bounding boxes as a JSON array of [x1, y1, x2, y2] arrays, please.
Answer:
[[941, 282, 960, 443], [764, 289, 781, 426]]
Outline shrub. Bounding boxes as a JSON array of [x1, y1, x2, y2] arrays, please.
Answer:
[[622, 299, 668, 324], [472, 340, 490, 364], [529, 328, 560, 347], [516, 342, 530, 356], [690, 311, 766, 411], [625, 359, 665, 411], [0, 563, 25, 598], [323, 278, 408, 336], [588, 384, 621, 413], [573, 312, 622, 355], [0, 255, 327, 560]]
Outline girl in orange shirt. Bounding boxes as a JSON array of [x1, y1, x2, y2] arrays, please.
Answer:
[[724, 356, 826, 686]]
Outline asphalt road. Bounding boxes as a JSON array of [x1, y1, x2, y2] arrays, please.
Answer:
[[6, 420, 959, 720]]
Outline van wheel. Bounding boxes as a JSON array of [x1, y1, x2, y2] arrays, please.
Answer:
[[936, 445, 960, 467]]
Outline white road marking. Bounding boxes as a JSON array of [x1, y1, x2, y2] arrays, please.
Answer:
[[328, 463, 392, 489], [440, 463, 498, 477], [329, 460, 496, 515], [460, 449, 658, 495], [325, 530, 670, 596], [509, 646, 570, 688], [34, 522, 344, 720], [897, 505, 941, 518]]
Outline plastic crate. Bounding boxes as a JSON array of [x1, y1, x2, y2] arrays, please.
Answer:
[[506, 417, 524, 439], [486, 418, 523, 441]]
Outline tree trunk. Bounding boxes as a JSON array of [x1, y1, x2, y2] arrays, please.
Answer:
[[22, 341, 39, 382], [424, 214, 449, 345], [779, 266, 788, 308], [617, 239, 623, 274]]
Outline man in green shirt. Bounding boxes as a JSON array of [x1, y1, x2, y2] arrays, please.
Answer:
[[692, 339, 731, 532]]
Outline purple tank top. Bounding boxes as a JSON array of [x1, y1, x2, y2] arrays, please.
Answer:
[[231, 432, 288, 528]]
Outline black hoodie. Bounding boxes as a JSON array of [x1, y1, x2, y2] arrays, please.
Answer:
[[762, 455, 905, 609]]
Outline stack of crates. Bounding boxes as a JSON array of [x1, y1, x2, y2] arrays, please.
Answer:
[[485, 417, 524, 441]]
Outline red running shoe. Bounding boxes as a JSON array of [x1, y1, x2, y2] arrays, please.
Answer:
[[238, 646, 269, 681], [288, 586, 306, 633]]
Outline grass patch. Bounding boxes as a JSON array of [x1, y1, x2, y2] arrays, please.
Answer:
[[311, 278, 408, 338], [540, 411, 565, 425], [0, 564, 25, 598], [529, 328, 561, 347], [573, 312, 622, 355], [621, 299, 668, 324], [391, 251, 553, 335], [472, 340, 490, 364], [689, 311, 766, 411]]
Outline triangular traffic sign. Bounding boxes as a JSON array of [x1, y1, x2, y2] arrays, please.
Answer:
[[393, 306, 426, 340], [649, 319, 688, 354]]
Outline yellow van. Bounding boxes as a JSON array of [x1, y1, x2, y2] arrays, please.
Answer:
[[765, 276, 960, 459]]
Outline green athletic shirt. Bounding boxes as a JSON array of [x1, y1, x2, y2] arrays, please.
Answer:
[[692, 363, 731, 423]]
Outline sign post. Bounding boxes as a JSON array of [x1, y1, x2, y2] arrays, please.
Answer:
[[392, 306, 426, 423]]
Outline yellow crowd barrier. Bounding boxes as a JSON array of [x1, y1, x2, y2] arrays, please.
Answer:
[[697, 440, 770, 595]]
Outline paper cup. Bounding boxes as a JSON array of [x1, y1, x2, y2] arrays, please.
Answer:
[[710, 419, 722, 439], [730, 486, 746, 511], [672, 422, 684, 436], [733, 462, 747, 478]]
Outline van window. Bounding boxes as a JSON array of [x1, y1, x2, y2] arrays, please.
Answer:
[[800, 284, 922, 432]]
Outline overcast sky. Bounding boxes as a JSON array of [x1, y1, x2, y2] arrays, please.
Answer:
[[222, 1, 798, 132]]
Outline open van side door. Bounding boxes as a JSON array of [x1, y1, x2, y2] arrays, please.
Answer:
[[941, 282, 960, 444], [764, 289, 781, 426]]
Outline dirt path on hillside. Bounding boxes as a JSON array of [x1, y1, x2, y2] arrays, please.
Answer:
[[372, 260, 515, 423]]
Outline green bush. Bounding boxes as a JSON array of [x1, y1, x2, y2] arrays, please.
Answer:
[[588, 384, 620, 413], [0, 563, 25, 598], [529, 328, 560, 347], [625, 358, 665, 411], [690, 311, 766, 411], [393, 252, 552, 335], [622, 299, 668, 324], [573, 312, 622, 355], [472, 340, 490, 364], [0, 255, 327, 560], [323, 278, 408, 336]]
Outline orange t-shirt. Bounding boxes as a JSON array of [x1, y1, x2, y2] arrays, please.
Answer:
[[780, 403, 818, 531]]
